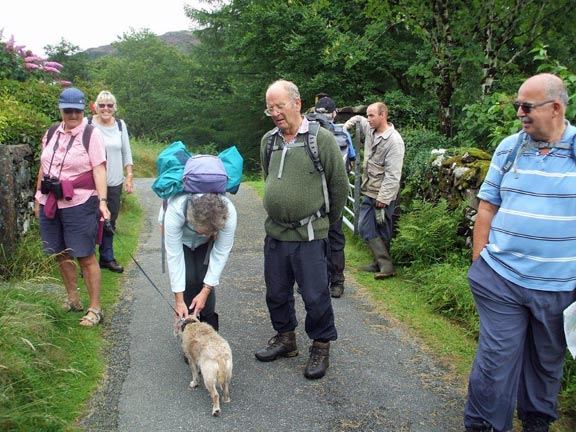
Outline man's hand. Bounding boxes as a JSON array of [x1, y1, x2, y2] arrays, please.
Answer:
[[375, 202, 387, 226]]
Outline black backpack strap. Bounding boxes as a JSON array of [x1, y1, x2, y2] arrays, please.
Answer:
[[82, 124, 95, 153], [305, 122, 329, 213], [115, 116, 123, 132], [305, 122, 323, 173], [45, 124, 59, 146], [264, 130, 280, 177]]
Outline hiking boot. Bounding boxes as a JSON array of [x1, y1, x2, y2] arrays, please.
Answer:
[[304, 341, 330, 379], [523, 413, 552, 432], [100, 259, 124, 273], [255, 331, 298, 362], [330, 283, 344, 298]]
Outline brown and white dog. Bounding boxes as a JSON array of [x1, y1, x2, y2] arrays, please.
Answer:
[[176, 315, 233, 416]]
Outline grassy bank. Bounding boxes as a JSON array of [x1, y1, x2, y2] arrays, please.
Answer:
[[0, 192, 141, 431]]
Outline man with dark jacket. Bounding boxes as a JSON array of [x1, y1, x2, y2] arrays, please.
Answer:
[[255, 80, 349, 380]]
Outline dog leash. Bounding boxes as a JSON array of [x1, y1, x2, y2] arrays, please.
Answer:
[[104, 220, 179, 315]]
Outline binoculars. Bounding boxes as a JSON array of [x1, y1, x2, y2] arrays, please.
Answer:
[[40, 175, 63, 199]]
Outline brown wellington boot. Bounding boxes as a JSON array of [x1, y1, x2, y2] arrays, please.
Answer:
[[367, 238, 396, 279], [304, 341, 330, 379], [255, 331, 298, 362]]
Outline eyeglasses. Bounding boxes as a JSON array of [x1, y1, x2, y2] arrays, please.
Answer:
[[512, 100, 555, 114], [98, 103, 114, 109], [264, 103, 289, 116], [63, 108, 83, 114]]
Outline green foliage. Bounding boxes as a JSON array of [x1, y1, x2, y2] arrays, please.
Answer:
[[561, 354, 576, 418], [456, 91, 521, 151], [0, 95, 52, 147], [0, 43, 27, 81], [0, 224, 56, 282], [399, 127, 452, 203], [411, 260, 478, 333], [0, 283, 100, 431], [391, 199, 467, 267], [44, 39, 91, 83], [0, 191, 142, 430]]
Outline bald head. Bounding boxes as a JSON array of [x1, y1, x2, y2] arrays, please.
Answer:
[[520, 73, 568, 107], [517, 73, 568, 142]]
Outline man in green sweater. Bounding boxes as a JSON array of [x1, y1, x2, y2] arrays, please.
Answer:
[[255, 80, 349, 380]]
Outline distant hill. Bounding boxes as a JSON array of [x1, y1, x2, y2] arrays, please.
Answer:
[[84, 30, 199, 59]]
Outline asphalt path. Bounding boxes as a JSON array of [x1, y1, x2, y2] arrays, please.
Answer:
[[80, 177, 466, 432]]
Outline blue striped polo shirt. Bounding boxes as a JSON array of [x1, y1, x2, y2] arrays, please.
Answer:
[[478, 122, 576, 291]]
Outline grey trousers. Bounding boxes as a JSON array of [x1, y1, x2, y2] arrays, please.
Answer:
[[464, 257, 575, 431]]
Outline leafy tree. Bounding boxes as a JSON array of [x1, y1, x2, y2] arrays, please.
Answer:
[[44, 39, 91, 83]]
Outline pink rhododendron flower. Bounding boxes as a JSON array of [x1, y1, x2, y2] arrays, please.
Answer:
[[24, 55, 43, 62], [44, 66, 61, 74], [44, 61, 63, 69], [6, 35, 15, 50], [24, 63, 41, 70]]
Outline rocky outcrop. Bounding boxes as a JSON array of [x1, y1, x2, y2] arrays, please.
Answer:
[[0, 145, 35, 271]]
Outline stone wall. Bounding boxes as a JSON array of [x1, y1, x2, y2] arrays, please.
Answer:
[[0, 145, 35, 267]]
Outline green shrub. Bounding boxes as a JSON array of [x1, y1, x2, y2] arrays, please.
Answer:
[[399, 127, 453, 203], [0, 96, 52, 147], [411, 259, 478, 333], [391, 199, 467, 267]]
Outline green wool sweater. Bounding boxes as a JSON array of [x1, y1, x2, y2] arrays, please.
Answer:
[[260, 125, 349, 241]]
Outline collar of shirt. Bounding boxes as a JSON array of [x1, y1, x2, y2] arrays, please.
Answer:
[[277, 116, 308, 145]]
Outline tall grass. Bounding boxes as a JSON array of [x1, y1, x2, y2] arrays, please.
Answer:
[[1, 192, 141, 430]]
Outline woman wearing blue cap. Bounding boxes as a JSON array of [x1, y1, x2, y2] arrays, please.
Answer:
[[34, 87, 110, 326]]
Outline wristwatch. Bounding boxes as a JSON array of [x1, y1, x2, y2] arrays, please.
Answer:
[[99, 198, 108, 202]]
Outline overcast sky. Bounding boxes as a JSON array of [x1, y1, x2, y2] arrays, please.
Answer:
[[1, 1, 204, 57]]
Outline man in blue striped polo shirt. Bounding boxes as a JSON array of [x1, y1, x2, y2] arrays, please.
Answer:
[[464, 73, 576, 432]]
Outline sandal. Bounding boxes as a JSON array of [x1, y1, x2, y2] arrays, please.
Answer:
[[79, 307, 103, 327], [63, 299, 84, 312]]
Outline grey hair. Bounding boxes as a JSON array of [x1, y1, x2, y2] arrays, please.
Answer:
[[268, 79, 300, 103], [542, 74, 569, 106], [186, 193, 228, 233]]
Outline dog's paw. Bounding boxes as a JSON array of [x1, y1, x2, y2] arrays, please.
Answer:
[[189, 380, 199, 388], [212, 408, 221, 417], [223, 396, 231, 403]]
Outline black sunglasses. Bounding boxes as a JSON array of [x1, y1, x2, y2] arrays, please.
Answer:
[[63, 108, 84, 114], [512, 100, 555, 114], [98, 103, 114, 109]]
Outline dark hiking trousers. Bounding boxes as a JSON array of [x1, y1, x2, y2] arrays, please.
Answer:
[[264, 236, 337, 342], [328, 219, 345, 286], [464, 257, 575, 431], [358, 196, 396, 244], [99, 183, 123, 262], [182, 242, 216, 323]]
